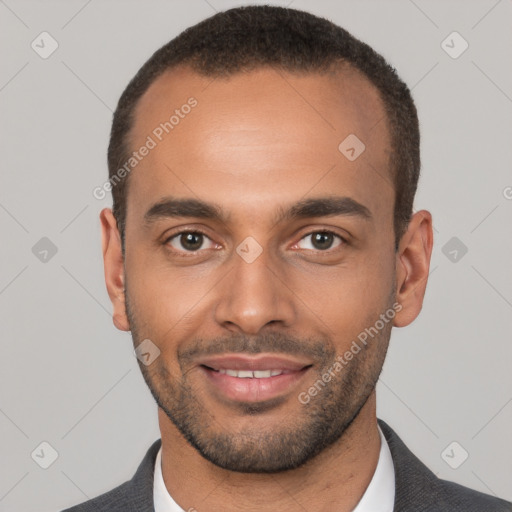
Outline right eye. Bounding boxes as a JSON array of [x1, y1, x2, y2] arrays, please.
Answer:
[[165, 231, 217, 252]]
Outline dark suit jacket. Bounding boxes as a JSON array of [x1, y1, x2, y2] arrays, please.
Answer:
[[62, 420, 512, 511]]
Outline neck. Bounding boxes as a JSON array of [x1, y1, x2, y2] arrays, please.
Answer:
[[158, 392, 381, 512]]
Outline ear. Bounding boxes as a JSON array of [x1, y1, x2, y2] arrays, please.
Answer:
[[100, 208, 130, 331], [393, 210, 434, 327]]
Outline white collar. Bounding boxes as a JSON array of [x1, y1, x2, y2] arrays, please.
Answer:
[[153, 425, 395, 511], [352, 425, 395, 511]]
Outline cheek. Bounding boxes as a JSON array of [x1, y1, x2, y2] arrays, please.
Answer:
[[126, 256, 218, 337], [288, 248, 395, 336]]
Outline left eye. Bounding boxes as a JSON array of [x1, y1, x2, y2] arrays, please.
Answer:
[[167, 232, 216, 252], [296, 231, 344, 251]]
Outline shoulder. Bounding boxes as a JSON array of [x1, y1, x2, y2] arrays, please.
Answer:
[[378, 419, 512, 512], [61, 439, 161, 512], [435, 478, 512, 511], [61, 481, 133, 512]]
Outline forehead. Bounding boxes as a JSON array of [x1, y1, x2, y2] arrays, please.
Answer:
[[126, 65, 393, 226]]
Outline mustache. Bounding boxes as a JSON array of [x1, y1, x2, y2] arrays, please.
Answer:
[[178, 331, 335, 364]]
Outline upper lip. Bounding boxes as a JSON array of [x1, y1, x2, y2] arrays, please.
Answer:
[[199, 354, 312, 372]]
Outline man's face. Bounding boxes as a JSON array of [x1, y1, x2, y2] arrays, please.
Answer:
[[121, 66, 397, 472]]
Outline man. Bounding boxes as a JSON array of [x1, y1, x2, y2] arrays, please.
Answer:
[[64, 5, 511, 512]]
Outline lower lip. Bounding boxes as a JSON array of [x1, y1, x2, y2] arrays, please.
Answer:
[[200, 366, 310, 403]]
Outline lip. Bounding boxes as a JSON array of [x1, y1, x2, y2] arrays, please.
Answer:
[[198, 354, 312, 403]]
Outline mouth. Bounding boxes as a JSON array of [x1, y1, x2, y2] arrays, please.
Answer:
[[198, 354, 313, 403]]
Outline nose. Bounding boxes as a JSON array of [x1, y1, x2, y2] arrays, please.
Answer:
[[213, 247, 297, 335]]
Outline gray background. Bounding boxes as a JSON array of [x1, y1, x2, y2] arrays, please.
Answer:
[[1, 0, 511, 510]]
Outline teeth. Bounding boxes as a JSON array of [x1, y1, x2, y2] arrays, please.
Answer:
[[216, 369, 284, 378], [253, 370, 271, 378]]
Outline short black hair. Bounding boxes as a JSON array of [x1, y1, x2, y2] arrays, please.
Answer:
[[108, 5, 420, 250]]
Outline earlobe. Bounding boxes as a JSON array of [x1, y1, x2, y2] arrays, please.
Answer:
[[393, 210, 433, 328], [100, 208, 130, 332]]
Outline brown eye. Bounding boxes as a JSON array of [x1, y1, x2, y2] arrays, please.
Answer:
[[167, 231, 215, 252], [296, 231, 343, 251]]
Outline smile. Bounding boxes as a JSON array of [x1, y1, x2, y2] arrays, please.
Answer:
[[197, 354, 313, 403], [209, 369, 286, 378]]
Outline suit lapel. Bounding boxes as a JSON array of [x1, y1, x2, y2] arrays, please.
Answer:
[[378, 419, 446, 511], [123, 438, 162, 511]]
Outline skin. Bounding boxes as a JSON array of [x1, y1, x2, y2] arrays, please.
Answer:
[[100, 65, 433, 512]]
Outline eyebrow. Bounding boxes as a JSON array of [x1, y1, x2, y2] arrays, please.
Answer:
[[143, 195, 372, 227]]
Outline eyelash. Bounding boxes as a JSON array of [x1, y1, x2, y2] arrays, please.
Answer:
[[163, 229, 348, 255]]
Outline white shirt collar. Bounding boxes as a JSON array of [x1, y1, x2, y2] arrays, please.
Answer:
[[153, 425, 395, 511], [153, 444, 185, 512], [352, 425, 395, 511]]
